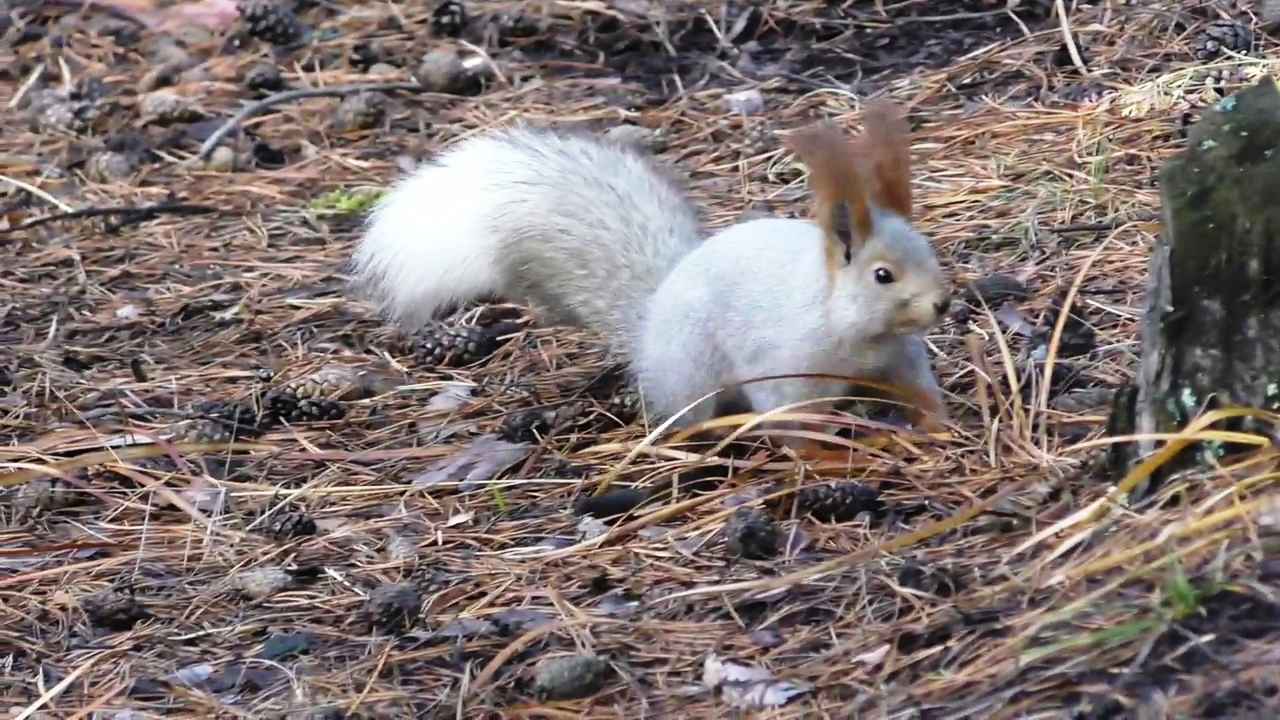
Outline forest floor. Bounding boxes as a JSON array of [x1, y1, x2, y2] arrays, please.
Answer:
[[4, 0, 1280, 717]]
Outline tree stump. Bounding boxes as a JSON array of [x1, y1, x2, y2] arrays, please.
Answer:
[[1108, 75, 1280, 497]]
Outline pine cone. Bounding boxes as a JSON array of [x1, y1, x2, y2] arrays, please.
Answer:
[[81, 588, 151, 631], [277, 365, 382, 402], [723, 507, 779, 560], [1195, 18, 1251, 60], [498, 403, 584, 443], [237, 1, 307, 46], [951, 273, 1030, 321], [191, 398, 258, 427], [85, 459, 172, 489], [431, 0, 468, 37], [492, 10, 540, 41], [533, 655, 610, 702], [189, 399, 267, 439], [332, 92, 387, 132], [792, 481, 883, 523], [603, 387, 642, 425], [170, 419, 235, 445], [244, 63, 285, 93], [412, 320, 519, 368], [264, 510, 317, 540], [364, 583, 420, 632], [7, 477, 80, 513], [262, 389, 345, 424], [896, 562, 964, 598]]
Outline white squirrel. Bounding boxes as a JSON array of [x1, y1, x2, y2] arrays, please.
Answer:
[[351, 98, 952, 438]]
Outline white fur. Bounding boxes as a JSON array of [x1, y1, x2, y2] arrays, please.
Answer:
[[633, 216, 943, 426], [352, 136, 513, 329]]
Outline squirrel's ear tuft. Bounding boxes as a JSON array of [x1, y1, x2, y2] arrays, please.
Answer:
[[785, 121, 872, 264], [858, 97, 913, 219]]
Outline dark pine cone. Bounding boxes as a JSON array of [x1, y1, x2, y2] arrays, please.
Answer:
[[171, 419, 236, 445], [332, 92, 387, 132], [492, 10, 541, 42], [1194, 18, 1251, 60], [603, 387, 642, 425], [237, 1, 307, 46], [723, 507, 779, 560], [243, 63, 286, 93], [81, 587, 151, 631], [8, 476, 82, 513], [793, 481, 883, 523], [1035, 297, 1096, 359], [190, 399, 266, 439], [431, 0, 468, 37], [896, 562, 964, 598], [412, 320, 520, 369], [364, 583, 420, 632], [262, 389, 345, 424], [498, 403, 584, 443], [950, 273, 1030, 322], [264, 510, 317, 540]]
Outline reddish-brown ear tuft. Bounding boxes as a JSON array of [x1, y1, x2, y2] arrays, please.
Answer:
[[784, 121, 873, 258], [858, 97, 914, 219]]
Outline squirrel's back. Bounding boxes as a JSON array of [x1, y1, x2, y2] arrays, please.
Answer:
[[352, 125, 705, 349]]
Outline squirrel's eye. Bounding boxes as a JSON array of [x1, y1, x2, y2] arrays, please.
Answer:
[[874, 267, 895, 285]]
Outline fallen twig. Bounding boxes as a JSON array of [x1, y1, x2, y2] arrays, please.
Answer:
[[1, 201, 224, 235], [193, 81, 427, 162]]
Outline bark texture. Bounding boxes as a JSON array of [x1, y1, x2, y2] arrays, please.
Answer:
[[1109, 75, 1280, 494]]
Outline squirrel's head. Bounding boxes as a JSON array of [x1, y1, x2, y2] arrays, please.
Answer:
[[785, 99, 951, 339]]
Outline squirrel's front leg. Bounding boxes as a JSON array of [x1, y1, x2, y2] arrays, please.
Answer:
[[881, 334, 948, 433]]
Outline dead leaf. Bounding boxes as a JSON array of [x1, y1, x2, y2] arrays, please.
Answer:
[[703, 654, 773, 686], [94, 0, 241, 31], [596, 592, 641, 617], [577, 515, 609, 541], [425, 383, 476, 413], [313, 517, 347, 533], [702, 653, 812, 709], [417, 382, 477, 443], [411, 434, 532, 489], [721, 679, 811, 709], [167, 662, 215, 687], [852, 643, 891, 667], [181, 477, 228, 514], [490, 607, 554, 633], [994, 305, 1036, 336], [748, 628, 784, 649], [434, 617, 496, 639], [443, 510, 474, 528]]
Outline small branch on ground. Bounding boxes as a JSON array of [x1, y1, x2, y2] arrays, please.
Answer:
[[1, 201, 224, 235], [193, 82, 428, 163]]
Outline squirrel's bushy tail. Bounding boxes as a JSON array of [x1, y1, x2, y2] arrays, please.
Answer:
[[351, 125, 705, 351]]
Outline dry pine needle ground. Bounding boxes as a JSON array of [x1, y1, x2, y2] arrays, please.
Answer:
[[3, 0, 1280, 717]]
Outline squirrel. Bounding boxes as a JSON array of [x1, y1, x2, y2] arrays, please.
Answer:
[[350, 98, 952, 442]]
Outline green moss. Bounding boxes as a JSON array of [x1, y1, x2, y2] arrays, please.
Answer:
[[308, 187, 385, 214]]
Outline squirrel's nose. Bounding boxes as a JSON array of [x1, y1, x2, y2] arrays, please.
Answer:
[[934, 298, 951, 317]]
